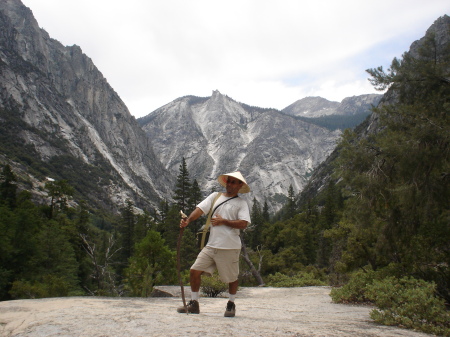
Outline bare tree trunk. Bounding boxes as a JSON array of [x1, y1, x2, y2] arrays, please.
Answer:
[[240, 234, 265, 286], [80, 234, 122, 296]]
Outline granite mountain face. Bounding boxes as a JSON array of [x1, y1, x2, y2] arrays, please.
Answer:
[[282, 94, 382, 118], [0, 0, 173, 211], [139, 91, 342, 211]]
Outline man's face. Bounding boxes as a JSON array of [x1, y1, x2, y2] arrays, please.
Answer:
[[226, 177, 243, 195]]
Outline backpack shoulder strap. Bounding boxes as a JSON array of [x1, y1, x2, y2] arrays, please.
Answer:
[[200, 192, 222, 249], [207, 192, 222, 220]]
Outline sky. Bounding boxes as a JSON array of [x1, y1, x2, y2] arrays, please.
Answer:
[[21, 0, 450, 118]]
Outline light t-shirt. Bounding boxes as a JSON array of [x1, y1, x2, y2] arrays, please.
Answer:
[[197, 192, 251, 249]]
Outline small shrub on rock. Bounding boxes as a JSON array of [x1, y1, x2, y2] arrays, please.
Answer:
[[366, 276, 450, 336], [266, 271, 327, 287], [330, 269, 376, 304], [200, 273, 227, 297]]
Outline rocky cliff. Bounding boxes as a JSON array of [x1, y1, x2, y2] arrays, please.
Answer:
[[0, 0, 173, 211]]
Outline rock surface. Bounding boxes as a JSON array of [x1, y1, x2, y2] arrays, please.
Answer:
[[0, 287, 430, 337]]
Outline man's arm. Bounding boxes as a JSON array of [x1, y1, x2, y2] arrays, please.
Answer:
[[180, 207, 204, 228], [211, 214, 248, 229]]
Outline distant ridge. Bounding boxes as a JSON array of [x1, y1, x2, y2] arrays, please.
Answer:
[[282, 94, 382, 118]]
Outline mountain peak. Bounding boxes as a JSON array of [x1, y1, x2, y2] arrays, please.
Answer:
[[282, 97, 340, 117], [141, 92, 340, 211]]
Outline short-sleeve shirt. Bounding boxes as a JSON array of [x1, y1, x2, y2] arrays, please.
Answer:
[[197, 192, 251, 249]]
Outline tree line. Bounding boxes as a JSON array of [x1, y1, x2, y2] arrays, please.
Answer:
[[0, 158, 201, 299]]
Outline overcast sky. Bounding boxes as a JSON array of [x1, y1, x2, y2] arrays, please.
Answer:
[[21, 0, 449, 118]]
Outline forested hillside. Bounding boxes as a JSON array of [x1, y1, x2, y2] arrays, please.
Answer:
[[263, 19, 449, 335], [0, 159, 200, 300]]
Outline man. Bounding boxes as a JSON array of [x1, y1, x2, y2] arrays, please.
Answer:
[[177, 171, 251, 317]]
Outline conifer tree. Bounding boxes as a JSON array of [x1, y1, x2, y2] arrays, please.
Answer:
[[173, 157, 191, 211], [249, 198, 264, 249], [283, 184, 296, 220], [125, 230, 177, 296], [118, 199, 136, 267], [45, 180, 74, 219], [262, 199, 270, 221], [158, 199, 169, 226], [187, 178, 203, 230], [188, 179, 202, 211], [161, 204, 183, 250], [0, 164, 17, 209], [180, 227, 198, 269]]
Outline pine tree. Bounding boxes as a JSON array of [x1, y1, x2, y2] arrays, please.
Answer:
[[158, 199, 169, 224], [0, 164, 17, 209], [188, 179, 202, 211], [187, 178, 203, 230], [173, 157, 191, 211], [161, 204, 183, 251], [249, 198, 264, 249], [125, 230, 177, 297], [283, 184, 296, 220], [118, 199, 136, 267], [262, 199, 270, 221], [45, 180, 75, 219]]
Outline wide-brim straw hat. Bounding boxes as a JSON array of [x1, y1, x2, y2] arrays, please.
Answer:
[[217, 171, 251, 193]]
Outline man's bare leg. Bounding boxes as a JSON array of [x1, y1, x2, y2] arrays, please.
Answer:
[[228, 279, 239, 295], [177, 269, 203, 313], [225, 279, 238, 317], [190, 269, 203, 293]]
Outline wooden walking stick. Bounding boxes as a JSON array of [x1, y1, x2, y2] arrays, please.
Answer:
[[177, 210, 188, 314]]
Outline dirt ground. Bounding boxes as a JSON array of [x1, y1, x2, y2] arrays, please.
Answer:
[[0, 286, 432, 337]]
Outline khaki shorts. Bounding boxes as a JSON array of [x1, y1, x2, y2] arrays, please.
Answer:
[[191, 246, 241, 283]]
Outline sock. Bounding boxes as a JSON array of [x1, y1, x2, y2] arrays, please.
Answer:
[[229, 293, 236, 302], [191, 292, 199, 301]]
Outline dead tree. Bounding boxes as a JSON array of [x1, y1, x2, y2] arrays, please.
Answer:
[[240, 233, 265, 286], [80, 234, 122, 296]]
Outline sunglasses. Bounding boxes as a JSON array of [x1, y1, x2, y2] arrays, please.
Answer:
[[226, 179, 243, 185]]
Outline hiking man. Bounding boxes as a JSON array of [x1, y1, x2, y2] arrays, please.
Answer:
[[177, 171, 251, 317]]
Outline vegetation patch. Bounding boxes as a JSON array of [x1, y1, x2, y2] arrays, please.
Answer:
[[201, 272, 228, 298], [265, 271, 327, 287], [331, 271, 450, 336]]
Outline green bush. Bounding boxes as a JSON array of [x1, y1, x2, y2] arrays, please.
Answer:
[[124, 231, 177, 297], [330, 269, 376, 303], [366, 277, 450, 336], [10, 275, 70, 299], [10, 280, 47, 299], [200, 272, 228, 297], [266, 271, 327, 287]]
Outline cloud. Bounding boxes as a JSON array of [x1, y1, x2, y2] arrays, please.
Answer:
[[22, 0, 450, 116]]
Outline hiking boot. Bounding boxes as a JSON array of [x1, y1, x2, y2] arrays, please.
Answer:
[[177, 300, 200, 314], [224, 300, 236, 317]]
